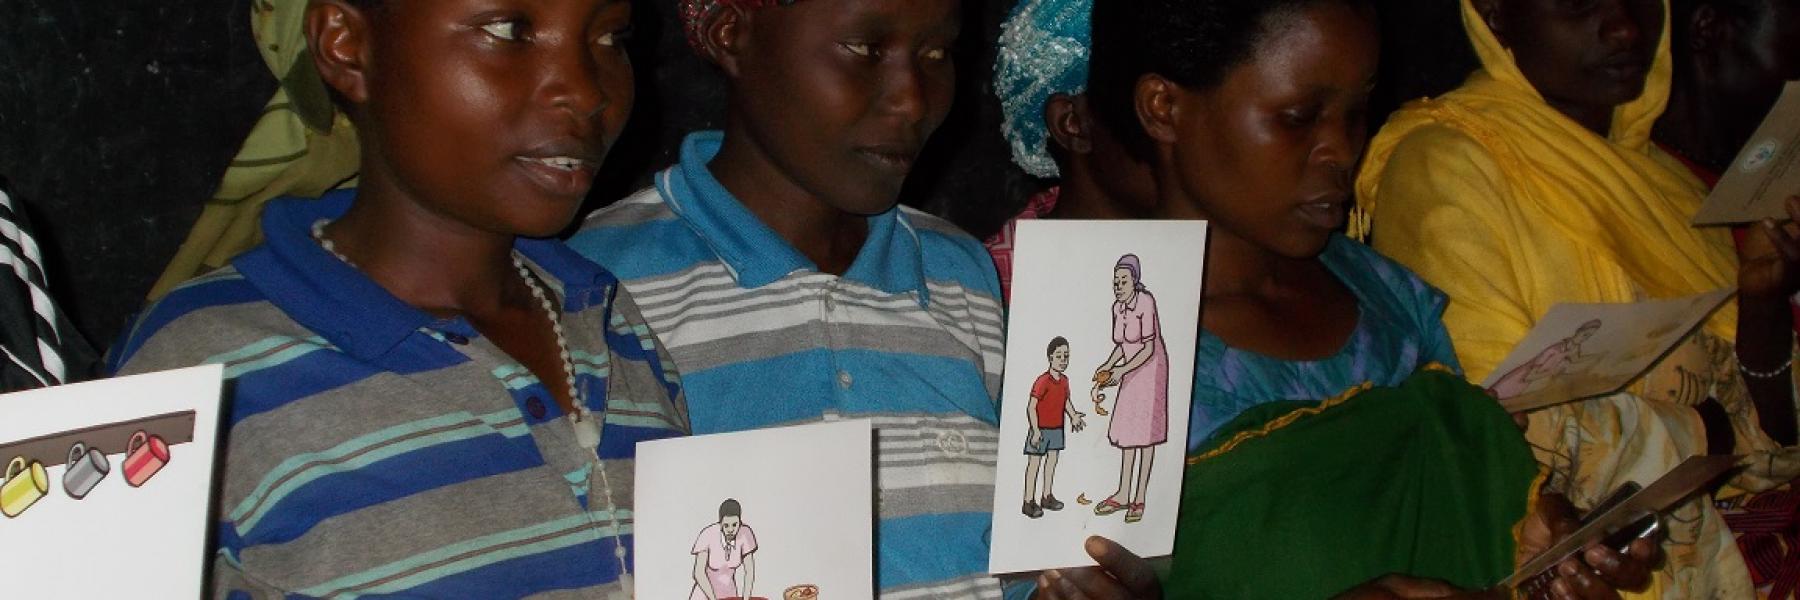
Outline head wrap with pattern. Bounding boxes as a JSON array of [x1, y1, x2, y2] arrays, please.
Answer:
[[680, 0, 802, 53], [994, 0, 1093, 178]]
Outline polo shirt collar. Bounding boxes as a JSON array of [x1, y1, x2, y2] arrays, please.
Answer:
[[238, 189, 618, 363], [658, 131, 928, 303]]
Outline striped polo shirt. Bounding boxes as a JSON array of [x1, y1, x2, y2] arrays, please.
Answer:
[[570, 132, 1014, 600], [110, 190, 689, 599]]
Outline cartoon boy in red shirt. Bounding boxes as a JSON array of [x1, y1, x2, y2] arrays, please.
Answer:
[[1024, 336, 1085, 518]]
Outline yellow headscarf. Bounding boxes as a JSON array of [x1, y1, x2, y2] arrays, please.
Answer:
[[147, 0, 360, 300], [1355, 0, 1734, 341]]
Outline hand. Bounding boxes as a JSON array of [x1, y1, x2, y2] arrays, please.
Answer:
[[1515, 493, 1661, 599], [1071, 413, 1087, 432], [1028, 429, 1043, 450], [1737, 195, 1800, 301], [1031, 537, 1162, 600]]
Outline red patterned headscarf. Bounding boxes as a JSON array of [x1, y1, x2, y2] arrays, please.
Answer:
[[679, 0, 801, 52]]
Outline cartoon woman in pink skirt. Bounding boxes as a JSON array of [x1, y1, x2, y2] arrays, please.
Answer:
[[1093, 254, 1168, 523]]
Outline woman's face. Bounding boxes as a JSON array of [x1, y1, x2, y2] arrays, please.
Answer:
[[721, 515, 742, 538], [1486, 0, 1663, 115], [1112, 267, 1134, 302], [348, 0, 635, 238], [727, 0, 961, 215], [1157, 2, 1380, 259]]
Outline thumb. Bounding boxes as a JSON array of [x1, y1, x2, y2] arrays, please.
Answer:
[[1084, 536, 1159, 596]]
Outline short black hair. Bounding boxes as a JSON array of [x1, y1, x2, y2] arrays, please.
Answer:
[[1046, 336, 1070, 358], [719, 498, 742, 520], [1087, 0, 1374, 159]]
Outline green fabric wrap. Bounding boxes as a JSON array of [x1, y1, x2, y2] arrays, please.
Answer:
[[1166, 369, 1538, 598]]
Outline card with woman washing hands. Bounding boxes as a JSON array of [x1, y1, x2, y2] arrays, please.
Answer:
[[988, 220, 1207, 574], [0, 364, 224, 597]]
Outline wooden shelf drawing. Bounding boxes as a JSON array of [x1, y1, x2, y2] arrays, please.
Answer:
[[0, 410, 196, 466]]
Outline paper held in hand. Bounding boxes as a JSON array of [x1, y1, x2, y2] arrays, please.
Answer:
[[1481, 289, 1733, 413], [1693, 81, 1800, 225], [0, 365, 226, 598], [987, 220, 1208, 574], [1502, 455, 1742, 589]]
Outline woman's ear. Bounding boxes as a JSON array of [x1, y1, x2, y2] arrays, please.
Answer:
[[305, 0, 374, 105], [1045, 93, 1094, 155], [1135, 74, 1181, 146], [700, 6, 751, 78]]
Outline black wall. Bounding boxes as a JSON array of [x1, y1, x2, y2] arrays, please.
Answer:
[[0, 0, 1473, 354]]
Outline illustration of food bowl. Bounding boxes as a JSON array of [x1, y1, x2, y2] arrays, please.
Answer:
[[784, 584, 819, 600]]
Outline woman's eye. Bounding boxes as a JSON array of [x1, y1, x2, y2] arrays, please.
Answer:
[[481, 20, 522, 41], [1282, 110, 1319, 127], [842, 43, 875, 58], [921, 47, 947, 61]]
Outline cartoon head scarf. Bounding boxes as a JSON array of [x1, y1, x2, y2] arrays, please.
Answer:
[[993, 0, 1092, 178]]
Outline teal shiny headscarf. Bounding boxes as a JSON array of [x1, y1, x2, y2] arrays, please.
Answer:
[[994, 0, 1093, 178]]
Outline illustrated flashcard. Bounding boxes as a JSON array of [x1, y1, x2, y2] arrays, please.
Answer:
[[635, 419, 872, 600], [1694, 81, 1800, 225], [0, 364, 225, 597], [1482, 290, 1733, 412], [988, 220, 1207, 574]]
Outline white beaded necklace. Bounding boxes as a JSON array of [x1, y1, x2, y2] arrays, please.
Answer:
[[311, 218, 629, 584]]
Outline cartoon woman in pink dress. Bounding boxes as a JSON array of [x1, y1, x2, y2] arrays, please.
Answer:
[[691, 499, 757, 600], [1092, 254, 1169, 523]]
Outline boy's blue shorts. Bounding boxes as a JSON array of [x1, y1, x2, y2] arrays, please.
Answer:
[[1024, 427, 1066, 455]]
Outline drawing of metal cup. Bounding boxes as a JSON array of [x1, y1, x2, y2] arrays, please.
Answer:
[[123, 431, 170, 487], [63, 442, 111, 500], [1, 456, 49, 518]]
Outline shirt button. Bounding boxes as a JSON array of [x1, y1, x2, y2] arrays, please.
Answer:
[[526, 396, 547, 419], [823, 294, 836, 312], [937, 430, 969, 456], [837, 370, 853, 390]]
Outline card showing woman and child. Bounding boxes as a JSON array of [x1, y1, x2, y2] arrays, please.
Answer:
[[987, 220, 1209, 574]]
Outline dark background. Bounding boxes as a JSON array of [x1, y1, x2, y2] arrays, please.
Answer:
[[0, 0, 1474, 354]]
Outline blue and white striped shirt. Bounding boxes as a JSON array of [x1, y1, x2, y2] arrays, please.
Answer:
[[111, 190, 688, 598], [570, 131, 1014, 600]]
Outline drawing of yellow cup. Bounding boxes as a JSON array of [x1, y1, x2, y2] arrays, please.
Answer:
[[2, 456, 50, 518]]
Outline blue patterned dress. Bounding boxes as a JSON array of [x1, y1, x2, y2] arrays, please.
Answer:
[[1187, 234, 1463, 450]]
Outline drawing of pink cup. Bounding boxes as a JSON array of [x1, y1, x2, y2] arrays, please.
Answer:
[[1, 456, 50, 518], [64, 442, 111, 499], [122, 431, 170, 487]]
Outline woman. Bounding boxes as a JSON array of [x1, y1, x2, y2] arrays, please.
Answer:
[[1004, 0, 1659, 597], [1357, 0, 1800, 595], [108, 0, 688, 595], [1092, 254, 1169, 523], [692, 499, 758, 600]]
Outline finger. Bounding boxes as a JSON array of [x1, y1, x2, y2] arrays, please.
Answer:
[[1043, 569, 1095, 600], [1784, 195, 1800, 224], [1060, 566, 1131, 600], [1554, 558, 1619, 600], [1583, 544, 1649, 591], [1035, 572, 1065, 600], [1762, 219, 1800, 262], [1626, 537, 1661, 567], [1086, 536, 1161, 597]]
